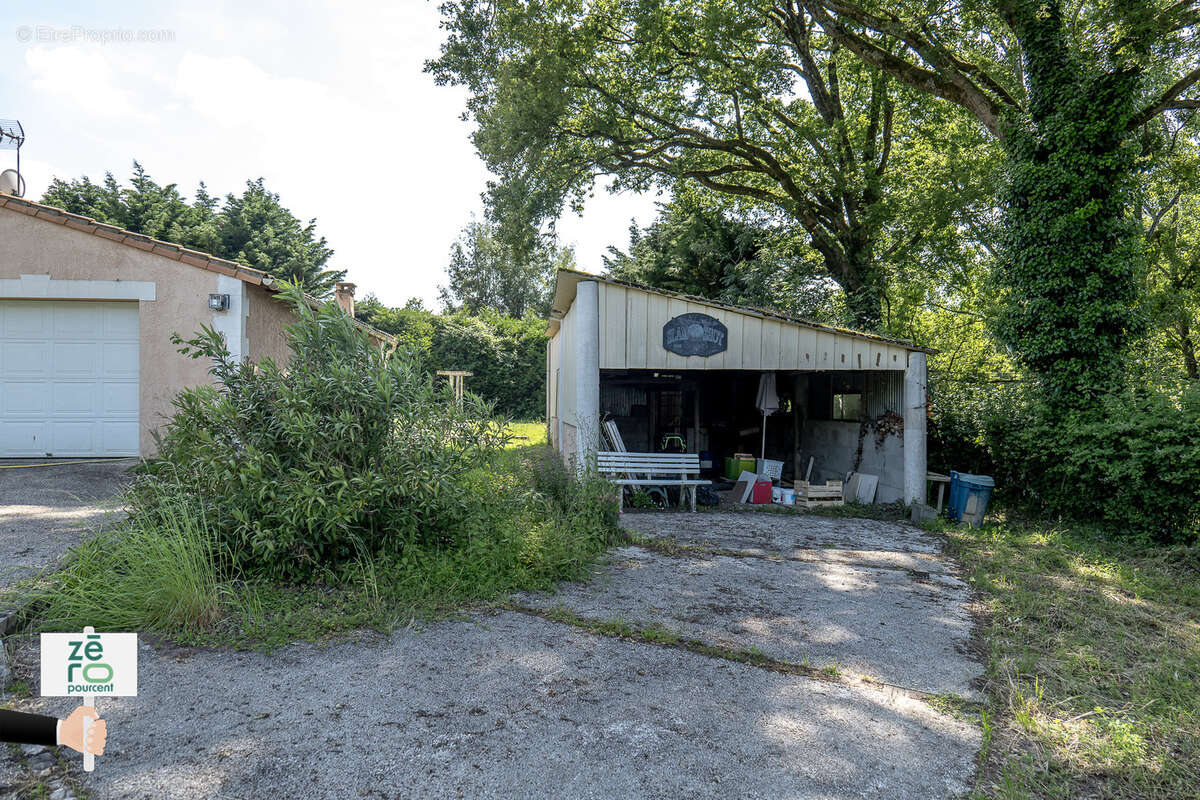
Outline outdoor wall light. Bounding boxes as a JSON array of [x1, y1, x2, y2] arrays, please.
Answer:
[[208, 293, 230, 311]]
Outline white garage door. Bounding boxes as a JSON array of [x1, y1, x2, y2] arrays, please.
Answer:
[[0, 300, 139, 457]]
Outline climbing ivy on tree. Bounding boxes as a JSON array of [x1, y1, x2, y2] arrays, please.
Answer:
[[794, 0, 1200, 404], [992, 10, 1146, 401]]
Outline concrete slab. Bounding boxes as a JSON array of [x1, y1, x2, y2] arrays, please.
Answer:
[[517, 546, 978, 696], [20, 612, 978, 799], [0, 460, 132, 592], [622, 511, 951, 572]]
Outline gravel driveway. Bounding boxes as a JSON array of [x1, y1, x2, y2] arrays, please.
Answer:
[[2, 503, 982, 799], [0, 460, 132, 593]]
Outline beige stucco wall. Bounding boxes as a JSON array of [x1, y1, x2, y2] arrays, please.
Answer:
[[246, 283, 296, 366], [0, 208, 299, 455]]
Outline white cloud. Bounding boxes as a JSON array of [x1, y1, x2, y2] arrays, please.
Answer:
[[25, 46, 148, 120]]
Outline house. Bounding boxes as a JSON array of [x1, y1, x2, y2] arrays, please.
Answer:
[[545, 268, 934, 504], [0, 194, 393, 458]]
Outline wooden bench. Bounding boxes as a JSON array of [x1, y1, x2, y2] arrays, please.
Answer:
[[596, 451, 712, 512]]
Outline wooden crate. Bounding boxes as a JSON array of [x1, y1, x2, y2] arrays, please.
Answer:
[[795, 480, 845, 508]]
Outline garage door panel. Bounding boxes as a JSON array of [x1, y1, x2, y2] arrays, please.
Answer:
[[2, 341, 52, 376], [2, 381, 52, 414], [101, 422, 138, 452], [103, 342, 138, 377], [52, 304, 103, 336], [52, 382, 99, 414], [2, 303, 49, 337], [102, 381, 139, 414], [50, 422, 97, 455], [53, 342, 101, 377], [1, 300, 139, 457], [0, 421, 47, 456], [102, 306, 139, 338]]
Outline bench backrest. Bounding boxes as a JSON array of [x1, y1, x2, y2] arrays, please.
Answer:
[[597, 451, 701, 475]]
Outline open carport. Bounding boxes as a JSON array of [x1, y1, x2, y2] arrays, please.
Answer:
[[545, 269, 934, 502]]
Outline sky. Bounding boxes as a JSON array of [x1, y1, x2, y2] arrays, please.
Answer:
[[0, 1, 663, 308]]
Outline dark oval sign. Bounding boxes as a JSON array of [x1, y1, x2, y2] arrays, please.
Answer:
[[663, 313, 728, 357]]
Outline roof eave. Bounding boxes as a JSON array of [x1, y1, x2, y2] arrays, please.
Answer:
[[547, 268, 937, 354]]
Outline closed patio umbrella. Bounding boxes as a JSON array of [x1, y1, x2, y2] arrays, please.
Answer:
[[755, 372, 780, 460]]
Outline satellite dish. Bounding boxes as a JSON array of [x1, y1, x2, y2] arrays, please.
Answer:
[[0, 169, 23, 197]]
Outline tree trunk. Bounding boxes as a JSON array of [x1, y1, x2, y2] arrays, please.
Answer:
[[1181, 318, 1199, 380], [819, 232, 883, 330], [993, 0, 1143, 403]]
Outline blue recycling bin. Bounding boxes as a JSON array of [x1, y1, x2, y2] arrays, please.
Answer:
[[948, 471, 995, 528]]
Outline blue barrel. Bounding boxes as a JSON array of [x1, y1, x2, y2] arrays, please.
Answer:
[[948, 471, 995, 528]]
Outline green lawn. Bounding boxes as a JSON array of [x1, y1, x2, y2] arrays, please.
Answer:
[[942, 519, 1200, 799], [505, 420, 547, 449]]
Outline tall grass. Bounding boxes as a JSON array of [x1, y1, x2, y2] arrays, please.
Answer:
[[943, 518, 1200, 799], [29, 492, 226, 636]]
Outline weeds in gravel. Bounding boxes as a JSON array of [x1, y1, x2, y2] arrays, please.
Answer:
[[936, 517, 1200, 799], [23, 492, 226, 636], [619, 531, 712, 558], [924, 692, 985, 723], [517, 604, 852, 683]]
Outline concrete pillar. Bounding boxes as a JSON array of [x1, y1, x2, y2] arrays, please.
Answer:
[[214, 273, 248, 363], [903, 351, 928, 505], [574, 280, 601, 466], [545, 339, 553, 446]]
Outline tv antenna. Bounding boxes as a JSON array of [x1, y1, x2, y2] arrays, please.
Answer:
[[0, 119, 25, 197]]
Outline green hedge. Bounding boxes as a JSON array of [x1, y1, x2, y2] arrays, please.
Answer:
[[357, 300, 546, 420], [929, 380, 1200, 543]]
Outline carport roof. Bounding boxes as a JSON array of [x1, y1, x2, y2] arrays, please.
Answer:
[[547, 268, 935, 354], [0, 194, 395, 345]]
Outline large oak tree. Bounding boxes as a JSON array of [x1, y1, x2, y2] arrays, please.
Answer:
[[430, 0, 981, 329]]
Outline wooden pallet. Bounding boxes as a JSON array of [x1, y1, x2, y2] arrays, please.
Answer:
[[794, 480, 844, 508]]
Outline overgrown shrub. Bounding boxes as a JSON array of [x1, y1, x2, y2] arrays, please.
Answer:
[[1035, 388, 1200, 543], [142, 283, 512, 580], [930, 378, 1200, 543], [927, 379, 1021, 477], [23, 288, 619, 641]]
